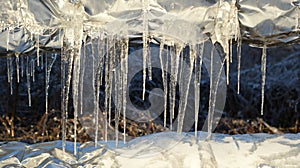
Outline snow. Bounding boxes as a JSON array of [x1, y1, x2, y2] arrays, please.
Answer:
[[0, 132, 299, 167]]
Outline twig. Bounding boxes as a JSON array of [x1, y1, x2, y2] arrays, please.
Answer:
[[0, 116, 10, 135], [257, 118, 283, 134]]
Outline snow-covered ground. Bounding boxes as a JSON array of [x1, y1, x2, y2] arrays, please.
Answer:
[[1, 132, 299, 168]]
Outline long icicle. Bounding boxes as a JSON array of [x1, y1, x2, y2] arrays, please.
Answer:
[[21, 56, 24, 78], [36, 34, 40, 66], [159, 38, 167, 127], [9, 56, 14, 95], [15, 53, 20, 83], [26, 56, 31, 107], [74, 35, 84, 155], [194, 48, 199, 136], [194, 43, 204, 137], [173, 45, 181, 121], [142, 0, 149, 100], [237, 38, 242, 94], [122, 37, 129, 143], [169, 46, 176, 130], [177, 45, 195, 132], [43, 53, 48, 139], [43, 53, 57, 139], [207, 48, 226, 140], [91, 39, 97, 147], [60, 28, 67, 153], [109, 37, 114, 133], [80, 40, 86, 116], [104, 37, 110, 142], [114, 38, 120, 146], [7, 57, 10, 84], [31, 58, 35, 82], [61, 29, 76, 154], [261, 44, 267, 116], [95, 35, 104, 145]]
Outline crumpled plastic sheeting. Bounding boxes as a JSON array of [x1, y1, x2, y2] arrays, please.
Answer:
[[0, 132, 215, 168], [238, 0, 300, 47], [0, 0, 299, 55], [0, 132, 300, 168]]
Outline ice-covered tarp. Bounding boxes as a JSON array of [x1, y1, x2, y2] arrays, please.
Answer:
[[0, 132, 299, 168], [0, 0, 299, 55]]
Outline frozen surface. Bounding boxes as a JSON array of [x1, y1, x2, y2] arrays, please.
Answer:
[[1, 132, 300, 168]]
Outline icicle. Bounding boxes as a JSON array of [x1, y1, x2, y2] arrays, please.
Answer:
[[194, 50, 199, 137], [9, 57, 13, 95], [109, 38, 115, 130], [148, 40, 152, 81], [31, 59, 35, 82], [43, 53, 48, 138], [194, 43, 204, 137], [63, 52, 74, 153], [95, 35, 104, 145], [26, 56, 31, 106], [142, 0, 149, 101], [207, 47, 214, 139], [142, 36, 147, 101], [73, 46, 82, 156], [237, 38, 242, 94], [64, 51, 75, 152], [15, 53, 20, 83], [123, 38, 128, 143], [43, 53, 57, 138], [7, 57, 11, 84], [114, 40, 120, 147], [79, 41, 86, 116], [261, 44, 267, 116], [111, 37, 119, 147], [61, 28, 77, 154], [6, 56, 13, 95], [178, 49, 184, 92], [36, 34, 40, 66], [117, 36, 126, 144], [90, 40, 97, 146], [226, 44, 230, 85], [103, 38, 108, 141], [177, 45, 195, 132], [207, 45, 226, 140], [58, 30, 64, 151], [61, 54, 67, 154], [164, 46, 170, 128], [21, 56, 24, 78], [94, 40, 100, 146], [169, 46, 175, 130], [104, 36, 112, 142], [159, 38, 167, 127], [41, 50, 44, 69], [169, 44, 181, 127]]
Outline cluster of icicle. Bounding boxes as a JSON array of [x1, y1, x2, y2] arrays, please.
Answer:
[[0, 0, 270, 155]]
